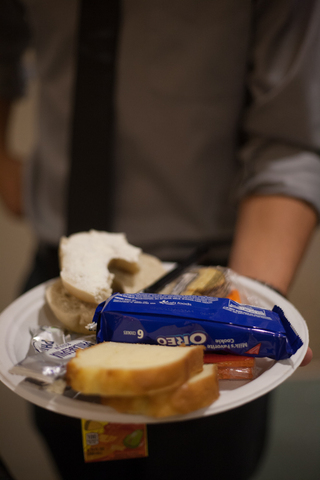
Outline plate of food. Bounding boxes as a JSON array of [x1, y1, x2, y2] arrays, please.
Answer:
[[0, 231, 308, 424]]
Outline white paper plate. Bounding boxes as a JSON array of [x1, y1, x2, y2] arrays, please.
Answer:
[[0, 273, 308, 424]]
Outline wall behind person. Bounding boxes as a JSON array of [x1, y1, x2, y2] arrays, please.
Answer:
[[0, 56, 36, 312], [288, 230, 320, 364]]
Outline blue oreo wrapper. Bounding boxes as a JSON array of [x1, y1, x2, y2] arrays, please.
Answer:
[[93, 293, 303, 361]]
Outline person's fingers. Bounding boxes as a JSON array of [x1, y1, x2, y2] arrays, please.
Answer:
[[299, 346, 313, 367]]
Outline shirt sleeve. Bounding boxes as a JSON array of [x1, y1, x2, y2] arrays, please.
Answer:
[[0, 0, 30, 99], [238, 0, 320, 216]]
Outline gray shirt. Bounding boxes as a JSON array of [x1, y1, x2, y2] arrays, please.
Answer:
[[2, 0, 320, 261]]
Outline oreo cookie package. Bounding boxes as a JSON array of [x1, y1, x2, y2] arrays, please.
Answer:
[[93, 293, 303, 361]]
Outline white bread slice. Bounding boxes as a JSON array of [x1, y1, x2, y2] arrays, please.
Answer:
[[45, 279, 97, 334], [110, 253, 166, 293], [59, 230, 141, 304], [101, 364, 219, 418], [66, 342, 204, 396]]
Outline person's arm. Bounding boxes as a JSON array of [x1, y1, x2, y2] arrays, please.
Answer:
[[0, 98, 23, 215], [231, 3, 320, 367], [228, 194, 316, 366]]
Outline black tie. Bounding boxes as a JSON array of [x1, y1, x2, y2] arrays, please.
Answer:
[[67, 0, 120, 235]]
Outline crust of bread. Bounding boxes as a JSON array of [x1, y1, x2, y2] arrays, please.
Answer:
[[45, 279, 97, 334], [110, 253, 166, 293], [101, 364, 219, 417], [66, 342, 204, 396]]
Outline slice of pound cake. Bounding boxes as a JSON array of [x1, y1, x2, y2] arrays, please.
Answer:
[[101, 364, 220, 418], [66, 342, 204, 396]]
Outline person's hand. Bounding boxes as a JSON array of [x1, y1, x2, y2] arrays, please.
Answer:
[[299, 346, 313, 367], [0, 153, 24, 216]]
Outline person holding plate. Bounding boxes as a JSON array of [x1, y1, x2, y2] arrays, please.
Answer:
[[0, 1, 317, 479]]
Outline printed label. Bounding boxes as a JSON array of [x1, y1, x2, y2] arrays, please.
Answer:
[[46, 339, 95, 360], [157, 332, 207, 346], [81, 420, 148, 462]]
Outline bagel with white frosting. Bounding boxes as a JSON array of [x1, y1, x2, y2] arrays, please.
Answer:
[[46, 230, 166, 333]]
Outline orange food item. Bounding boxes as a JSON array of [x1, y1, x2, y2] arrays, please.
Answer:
[[226, 289, 241, 303], [203, 353, 255, 380]]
